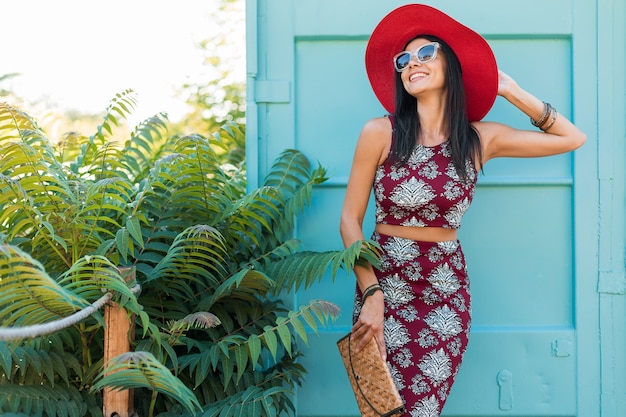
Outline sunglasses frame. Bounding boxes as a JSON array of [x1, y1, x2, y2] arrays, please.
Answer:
[[393, 42, 441, 72]]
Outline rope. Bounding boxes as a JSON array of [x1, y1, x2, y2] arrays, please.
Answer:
[[0, 285, 141, 341]]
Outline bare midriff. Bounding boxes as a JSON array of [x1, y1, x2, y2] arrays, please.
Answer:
[[375, 223, 458, 242]]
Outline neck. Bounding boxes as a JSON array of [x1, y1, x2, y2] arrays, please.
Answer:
[[416, 95, 448, 146]]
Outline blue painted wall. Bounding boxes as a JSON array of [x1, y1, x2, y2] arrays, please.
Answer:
[[246, 1, 625, 415]]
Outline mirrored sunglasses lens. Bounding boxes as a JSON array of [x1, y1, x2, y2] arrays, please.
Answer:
[[417, 44, 436, 63], [395, 52, 411, 71]]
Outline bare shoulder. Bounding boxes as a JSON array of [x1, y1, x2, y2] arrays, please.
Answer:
[[357, 116, 393, 160], [355, 117, 392, 150], [360, 116, 393, 139]]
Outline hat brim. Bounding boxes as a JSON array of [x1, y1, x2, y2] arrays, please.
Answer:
[[365, 4, 498, 121]]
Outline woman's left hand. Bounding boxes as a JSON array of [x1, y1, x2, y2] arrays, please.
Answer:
[[497, 70, 518, 98]]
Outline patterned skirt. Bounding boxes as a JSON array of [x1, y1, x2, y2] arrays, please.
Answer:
[[353, 232, 472, 417]]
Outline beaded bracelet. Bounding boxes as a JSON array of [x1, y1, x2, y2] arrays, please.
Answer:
[[531, 102, 552, 128], [540, 107, 558, 132], [361, 283, 383, 303]]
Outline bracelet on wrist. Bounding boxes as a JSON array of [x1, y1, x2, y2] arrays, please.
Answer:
[[531, 102, 552, 128], [361, 284, 383, 304], [540, 107, 558, 132], [363, 283, 380, 293]]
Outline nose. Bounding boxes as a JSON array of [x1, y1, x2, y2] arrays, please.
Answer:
[[408, 51, 425, 68], [407, 57, 422, 68]]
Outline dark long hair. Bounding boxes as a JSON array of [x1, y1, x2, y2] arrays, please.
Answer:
[[390, 35, 482, 180]]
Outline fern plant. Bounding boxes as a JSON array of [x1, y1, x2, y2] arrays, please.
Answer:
[[0, 94, 379, 417]]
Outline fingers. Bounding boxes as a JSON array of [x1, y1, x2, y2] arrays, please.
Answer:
[[351, 293, 386, 355], [350, 322, 368, 348], [349, 330, 387, 361], [350, 321, 386, 360], [376, 334, 387, 361]]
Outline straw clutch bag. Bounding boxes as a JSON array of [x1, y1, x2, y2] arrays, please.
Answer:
[[337, 333, 405, 417]]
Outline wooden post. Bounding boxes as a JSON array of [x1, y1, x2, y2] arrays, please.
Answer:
[[103, 267, 135, 417]]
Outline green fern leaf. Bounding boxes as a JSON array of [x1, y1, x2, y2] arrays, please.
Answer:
[[90, 89, 137, 145], [125, 215, 144, 247], [48, 350, 71, 385], [274, 317, 292, 357], [0, 384, 86, 417], [262, 239, 381, 295], [247, 334, 262, 369], [167, 312, 221, 335], [198, 268, 274, 311], [121, 112, 169, 178], [92, 351, 201, 414], [146, 225, 228, 284], [287, 313, 307, 345], [197, 385, 286, 417], [115, 228, 130, 263], [261, 326, 278, 362], [234, 344, 248, 383], [222, 353, 235, 389], [0, 245, 87, 327], [0, 342, 13, 377]]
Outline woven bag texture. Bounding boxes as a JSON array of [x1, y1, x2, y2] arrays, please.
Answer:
[[337, 333, 405, 417]]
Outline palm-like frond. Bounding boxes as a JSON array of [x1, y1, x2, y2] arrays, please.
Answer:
[[170, 346, 306, 414], [0, 102, 44, 145], [58, 257, 145, 321], [263, 239, 382, 295], [89, 89, 138, 145], [166, 312, 221, 335], [208, 120, 247, 168], [177, 299, 339, 388], [0, 245, 146, 340], [0, 245, 89, 326], [92, 351, 202, 414], [120, 112, 170, 179], [217, 186, 284, 256], [0, 168, 69, 260], [0, 339, 83, 384], [262, 149, 328, 240], [0, 101, 141, 274], [0, 384, 100, 417], [0, 126, 76, 262], [146, 225, 229, 287], [197, 385, 289, 417], [197, 268, 274, 310]]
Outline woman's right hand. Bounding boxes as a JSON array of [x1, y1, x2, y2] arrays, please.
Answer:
[[350, 290, 386, 360], [340, 116, 391, 361]]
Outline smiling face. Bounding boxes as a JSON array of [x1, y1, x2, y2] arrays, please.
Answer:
[[399, 37, 447, 98]]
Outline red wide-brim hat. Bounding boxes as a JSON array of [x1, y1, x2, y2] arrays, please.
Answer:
[[365, 4, 498, 122]]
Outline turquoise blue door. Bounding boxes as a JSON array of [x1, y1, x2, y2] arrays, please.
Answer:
[[246, 1, 625, 416]]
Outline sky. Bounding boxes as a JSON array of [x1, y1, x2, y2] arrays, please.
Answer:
[[1, 0, 244, 125]]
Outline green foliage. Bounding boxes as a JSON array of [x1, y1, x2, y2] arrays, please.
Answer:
[[0, 94, 380, 417], [172, 0, 246, 148], [0, 384, 100, 417]]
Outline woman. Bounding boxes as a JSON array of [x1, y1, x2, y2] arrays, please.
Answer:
[[339, 4, 586, 416]]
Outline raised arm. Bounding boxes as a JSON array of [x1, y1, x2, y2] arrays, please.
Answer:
[[477, 70, 587, 167]]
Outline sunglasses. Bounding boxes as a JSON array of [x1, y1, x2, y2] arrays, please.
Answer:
[[393, 42, 440, 72]]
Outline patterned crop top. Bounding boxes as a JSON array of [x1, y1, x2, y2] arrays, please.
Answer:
[[374, 118, 478, 229]]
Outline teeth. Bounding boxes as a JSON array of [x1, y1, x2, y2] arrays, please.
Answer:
[[409, 72, 426, 81], [410, 73, 427, 81]]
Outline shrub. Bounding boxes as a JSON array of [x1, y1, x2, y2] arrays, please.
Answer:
[[0, 92, 378, 416]]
